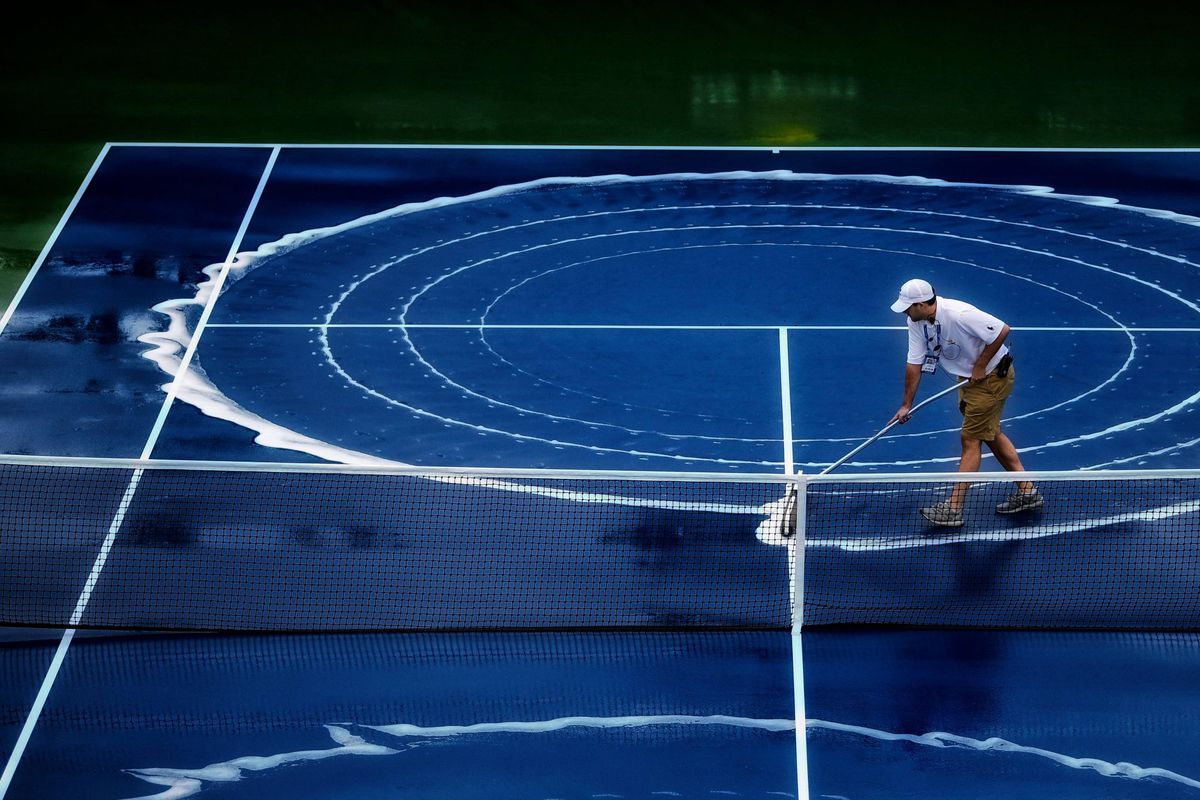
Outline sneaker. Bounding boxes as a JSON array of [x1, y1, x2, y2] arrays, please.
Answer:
[[920, 502, 964, 528], [995, 490, 1044, 515]]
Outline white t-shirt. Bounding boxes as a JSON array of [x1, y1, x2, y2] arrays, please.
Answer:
[[906, 297, 1009, 378]]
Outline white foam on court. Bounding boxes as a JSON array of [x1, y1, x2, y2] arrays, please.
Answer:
[[810, 719, 1200, 790], [792, 499, 1200, 551], [120, 726, 397, 800], [140, 170, 1200, 469], [137, 272, 402, 467], [756, 495, 800, 547], [139, 265, 786, 509], [137, 246, 778, 468], [1086, 434, 1200, 469], [137, 254, 684, 466], [119, 714, 1200, 798], [368, 714, 796, 737]]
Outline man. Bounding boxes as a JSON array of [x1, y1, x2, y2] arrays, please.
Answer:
[[889, 278, 1043, 527]]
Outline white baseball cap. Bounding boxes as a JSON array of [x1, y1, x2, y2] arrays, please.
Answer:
[[890, 279, 935, 312]]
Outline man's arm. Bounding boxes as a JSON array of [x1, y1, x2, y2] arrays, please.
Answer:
[[889, 362, 923, 424], [970, 324, 1010, 381]]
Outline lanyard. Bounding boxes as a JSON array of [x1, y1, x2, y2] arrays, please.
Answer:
[[924, 321, 942, 356], [920, 320, 942, 374]]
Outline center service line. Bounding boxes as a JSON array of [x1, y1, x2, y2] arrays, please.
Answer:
[[778, 328, 795, 475]]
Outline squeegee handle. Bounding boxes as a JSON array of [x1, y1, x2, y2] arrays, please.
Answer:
[[819, 381, 962, 476]]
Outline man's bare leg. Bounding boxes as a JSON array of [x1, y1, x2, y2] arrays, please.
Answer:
[[986, 430, 1035, 494], [948, 435, 982, 510]]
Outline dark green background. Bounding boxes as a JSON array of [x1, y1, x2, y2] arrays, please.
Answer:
[[4, 1, 1199, 306]]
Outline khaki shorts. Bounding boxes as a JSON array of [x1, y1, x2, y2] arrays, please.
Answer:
[[957, 366, 1015, 442]]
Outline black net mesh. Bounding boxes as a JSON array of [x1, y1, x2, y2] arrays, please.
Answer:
[[0, 461, 792, 632], [804, 476, 1200, 629], [3, 459, 1198, 632]]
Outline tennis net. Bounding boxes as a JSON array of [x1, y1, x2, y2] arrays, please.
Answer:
[[0, 456, 792, 632], [1, 456, 1198, 631], [802, 471, 1200, 629]]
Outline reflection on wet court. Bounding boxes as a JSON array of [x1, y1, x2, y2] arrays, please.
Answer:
[[2, 145, 1200, 799]]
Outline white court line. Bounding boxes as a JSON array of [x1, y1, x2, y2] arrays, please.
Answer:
[[778, 329, 795, 476], [371, 219, 1200, 324], [106, 142, 1200, 152], [210, 323, 849, 330], [5, 144, 1191, 798], [783, 323, 807, 799], [64, 471, 147, 625], [139, 147, 281, 454], [0, 146, 112, 338], [3, 454, 1197, 485], [0, 145, 114, 798], [0, 631, 76, 796], [203, 323, 1200, 332], [196, 187, 1200, 464], [0, 149, 280, 800], [792, 632, 810, 800]]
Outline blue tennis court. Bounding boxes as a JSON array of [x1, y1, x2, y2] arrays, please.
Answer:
[[2, 145, 1200, 798]]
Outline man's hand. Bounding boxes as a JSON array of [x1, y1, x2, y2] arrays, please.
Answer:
[[971, 325, 1008, 382], [889, 405, 913, 425]]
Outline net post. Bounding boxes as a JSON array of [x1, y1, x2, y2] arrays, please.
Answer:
[[791, 472, 807, 632]]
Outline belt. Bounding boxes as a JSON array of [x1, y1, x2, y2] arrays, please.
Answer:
[[955, 354, 1013, 383]]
